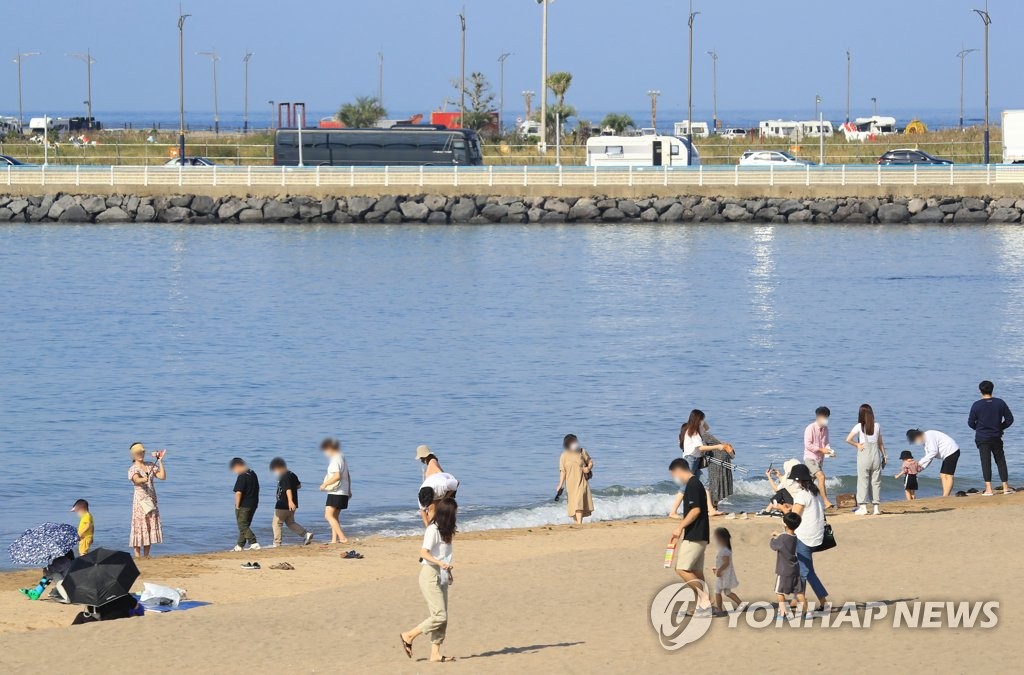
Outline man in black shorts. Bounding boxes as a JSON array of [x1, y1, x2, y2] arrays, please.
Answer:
[[907, 429, 961, 496]]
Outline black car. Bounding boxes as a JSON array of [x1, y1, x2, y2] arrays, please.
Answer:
[[877, 149, 953, 166], [0, 154, 28, 166]]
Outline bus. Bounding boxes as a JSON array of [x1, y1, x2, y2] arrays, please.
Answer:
[[273, 126, 484, 167]]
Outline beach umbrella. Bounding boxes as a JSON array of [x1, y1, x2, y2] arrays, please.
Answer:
[[7, 523, 80, 566], [62, 548, 140, 607]]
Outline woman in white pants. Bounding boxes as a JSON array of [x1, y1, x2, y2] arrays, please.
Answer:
[[845, 403, 887, 515]]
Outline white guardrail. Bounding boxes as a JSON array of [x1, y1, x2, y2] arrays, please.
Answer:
[[4, 164, 1024, 190]]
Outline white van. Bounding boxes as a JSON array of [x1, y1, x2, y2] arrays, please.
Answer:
[[586, 134, 700, 167]]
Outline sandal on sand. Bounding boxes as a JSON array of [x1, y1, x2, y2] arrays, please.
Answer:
[[400, 635, 413, 659], [241, 562, 261, 570], [436, 656, 457, 663], [269, 562, 295, 570], [342, 550, 364, 559]]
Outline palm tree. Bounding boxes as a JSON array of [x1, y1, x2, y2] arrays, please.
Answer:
[[336, 96, 387, 128], [601, 113, 635, 134], [545, 71, 573, 108]]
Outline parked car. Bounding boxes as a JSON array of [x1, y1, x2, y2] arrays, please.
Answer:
[[164, 157, 216, 167], [739, 150, 814, 166], [718, 128, 747, 140], [0, 154, 29, 166], [877, 149, 952, 166]]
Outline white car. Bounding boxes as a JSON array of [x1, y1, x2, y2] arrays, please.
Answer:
[[739, 150, 813, 166], [165, 157, 216, 167], [718, 128, 747, 140]]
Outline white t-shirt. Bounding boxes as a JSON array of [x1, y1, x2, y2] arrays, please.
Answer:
[[793, 488, 825, 547], [325, 453, 351, 496], [420, 523, 452, 566], [681, 431, 703, 458], [850, 422, 881, 444], [419, 472, 460, 510], [918, 430, 960, 470]]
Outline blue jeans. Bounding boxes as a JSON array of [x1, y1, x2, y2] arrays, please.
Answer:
[[795, 539, 829, 601], [687, 455, 703, 482]]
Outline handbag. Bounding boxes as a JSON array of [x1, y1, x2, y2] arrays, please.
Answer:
[[813, 522, 837, 552], [581, 449, 594, 480], [138, 494, 156, 515]]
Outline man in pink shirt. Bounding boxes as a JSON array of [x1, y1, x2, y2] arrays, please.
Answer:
[[803, 406, 835, 509]]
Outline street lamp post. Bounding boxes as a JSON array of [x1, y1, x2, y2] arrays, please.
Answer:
[[67, 50, 96, 129], [177, 7, 190, 163], [706, 49, 718, 132], [243, 50, 254, 134], [647, 90, 661, 132], [13, 49, 40, 132], [974, 4, 992, 163], [687, 2, 700, 162], [845, 49, 852, 124], [816, 94, 824, 165], [537, 0, 551, 153], [268, 100, 275, 131], [498, 52, 512, 136], [957, 47, 978, 131], [458, 11, 466, 127], [871, 97, 877, 117], [522, 90, 534, 129], [378, 50, 384, 108], [197, 49, 220, 135]]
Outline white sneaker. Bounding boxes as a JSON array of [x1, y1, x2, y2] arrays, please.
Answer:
[[853, 506, 868, 516], [249, 543, 261, 551], [231, 545, 243, 552], [303, 532, 314, 546], [872, 505, 881, 515]]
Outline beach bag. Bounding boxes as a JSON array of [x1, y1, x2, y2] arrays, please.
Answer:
[[813, 523, 837, 553], [582, 449, 594, 481], [139, 582, 186, 608], [138, 494, 156, 515], [835, 493, 857, 509]]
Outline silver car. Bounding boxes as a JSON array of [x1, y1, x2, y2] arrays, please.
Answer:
[[739, 150, 813, 166]]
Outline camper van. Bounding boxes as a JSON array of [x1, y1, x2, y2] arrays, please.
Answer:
[[799, 120, 834, 138], [841, 116, 899, 142], [759, 120, 801, 139], [1003, 110, 1024, 164], [586, 134, 700, 167], [673, 120, 710, 138]]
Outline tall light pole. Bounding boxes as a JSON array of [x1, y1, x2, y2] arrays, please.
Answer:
[[458, 10, 466, 127], [198, 49, 220, 135], [67, 50, 96, 129], [13, 50, 40, 131], [845, 49, 852, 124], [816, 94, 824, 165], [378, 50, 384, 108], [706, 49, 718, 132], [870, 96, 877, 117], [498, 52, 512, 136], [242, 50, 254, 134], [538, 0, 551, 153], [647, 90, 661, 131], [687, 2, 700, 161], [268, 100, 275, 131], [957, 46, 978, 131], [177, 6, 190, 163], [973, 3, 992, 163]]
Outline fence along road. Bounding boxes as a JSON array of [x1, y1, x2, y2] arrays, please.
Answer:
[[4, 164, 1024, 193]]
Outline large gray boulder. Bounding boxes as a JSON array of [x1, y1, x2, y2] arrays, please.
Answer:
[[424, 194, 448, 212], [788, 209, 814, 223], [543, 198, 570, 215], [47, 194, 76, 220], [480, 204, 509, 221], [877, 203, 910, 224], [450, 199, 478, 222], [59, 204, 90, 222], [989, 207, 1021, 223], [160, 206, 191, 223], [96, 207, 131, 223], [400, 201, 430, 221], [910, 207, 944, 224], [8, 199, 29, 215], [218, 199, 246, 220], [81, 195, 107, 214], [191, 195, 217, 215], [136, 204, 156, 222], [778, 199, 803, 216], [660, 203, 686, 222], [569, 199, 600, 220], [347, 197, 376, 217], [264, 200, 299, 220], [723, 203, 753, 221], [953, 208, 989, 224], [238, 208, 264, 223]]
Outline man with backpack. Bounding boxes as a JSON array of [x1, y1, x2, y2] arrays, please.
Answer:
[[270, 457, 314, 547]]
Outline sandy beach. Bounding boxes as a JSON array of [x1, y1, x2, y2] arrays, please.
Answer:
[[0, 493, 1020, 673]]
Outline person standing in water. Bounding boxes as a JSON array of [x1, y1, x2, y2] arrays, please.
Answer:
[[968, 380, 1015, 496], [318, 438, 351, 544], [556, 434, 594, 524], [803, 407, 835, 510]]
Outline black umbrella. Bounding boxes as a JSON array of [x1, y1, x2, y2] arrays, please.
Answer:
[[62, 548, 140, 607]]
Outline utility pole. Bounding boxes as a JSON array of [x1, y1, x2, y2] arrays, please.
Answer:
[[538, 0, 550, 153], [177, 6, 190, 163], [647, 90, 661, 131], [197, 49, 220, 135], [816, 94, 824, 165], [974, 3, 992, 163], [67, 50, 96, 129], [13, 49, 40, 131], [268, 100, 275, 131], [687, 1, 700, 162], [458, 10, 466, 128], [498, 52, 512, 136], [378, 50, 384, 108], [706, 49, 718, 132], [522, 90, 534, 125], [243, 50, 254, 134], [845, 49, 851, 124], [957, 46, 978, 131], [871, 97, 877, 117]]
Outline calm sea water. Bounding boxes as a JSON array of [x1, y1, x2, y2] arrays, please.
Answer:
[[2, 223, 1021, 564]]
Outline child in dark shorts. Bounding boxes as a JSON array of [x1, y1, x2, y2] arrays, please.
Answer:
[[895, 450, 923, 500], [770, 512, 806, 618]]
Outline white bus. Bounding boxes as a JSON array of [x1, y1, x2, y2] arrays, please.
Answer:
[[586, 134, 700, 167]]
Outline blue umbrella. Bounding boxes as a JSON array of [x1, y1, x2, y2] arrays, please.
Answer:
[[8, 523, 80, 566]]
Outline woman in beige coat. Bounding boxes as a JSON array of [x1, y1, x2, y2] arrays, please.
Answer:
[[556, 434, 594, 524]]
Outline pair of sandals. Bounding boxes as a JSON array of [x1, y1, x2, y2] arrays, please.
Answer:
[[399, 635, 455, 662], [341, 550, 364, 559], [240, 562, 261, 570]]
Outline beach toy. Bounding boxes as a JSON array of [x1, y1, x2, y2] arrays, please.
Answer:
[[663, 539, 676, 568]]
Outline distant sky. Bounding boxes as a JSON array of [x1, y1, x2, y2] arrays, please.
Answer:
[[2, 0, 1017, 120]]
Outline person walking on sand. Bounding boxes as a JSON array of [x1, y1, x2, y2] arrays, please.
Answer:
[[319, 438, 351, 544], [270, 457, 313, 547], [667, 458, 712, 615], [128, 442, 166, 559], [770, 512, 806, 618], [968, 380, 1015, 496], [711, 527, 741, 612], [845, 403, 887, 515], [906, 429, 960, 497], [556, 434, 594, 524], [230, 458, 261, 552], [804, 407, 835, 510], [780, 463, 829, 612], [400, 497, 458, 663]]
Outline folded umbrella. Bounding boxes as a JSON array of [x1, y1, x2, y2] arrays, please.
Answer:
[[8, 523, 80, 566], [62, 548, 140, 607]]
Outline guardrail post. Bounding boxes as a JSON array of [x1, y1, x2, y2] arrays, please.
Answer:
[[281, 165, 286, 187], [769, 165, 774, 187], [213, 165, 218, 187], [735, 165, 739, 187], [699, 165, 704, 187], [6, 164, 10, 186], [987, 164, 992, 186], [913, 164, 918, 187], [384, 165, 390, 188], [559, 165, 563, 187], [41, 164, 45, 187], [350, 165, 355, 188], [949, 164, 954, 186], [805, 164, 810, 187], [841, 165, 846, 187], [247, 165, 252, 187], [179, 164, 183, 188], [316, 165, 321, 188], [593, 165, 598, 188], [144, 164, 149, 187], [420, 165, 424, 188], [454, 165, 459, 187], [489, 165, 494, 188], [877, 164, 881, 187], [111, 165, 115, 186], [523, 165, 528, 187], [76, 165, 81, 187], [629, 165, 634, 187], [663, 165, 668, 187]]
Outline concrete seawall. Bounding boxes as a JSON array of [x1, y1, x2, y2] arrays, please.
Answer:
[[2, 193, 1023, 225]]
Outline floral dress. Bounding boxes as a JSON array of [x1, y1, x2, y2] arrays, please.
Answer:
[[129, 462, 163, 547]]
